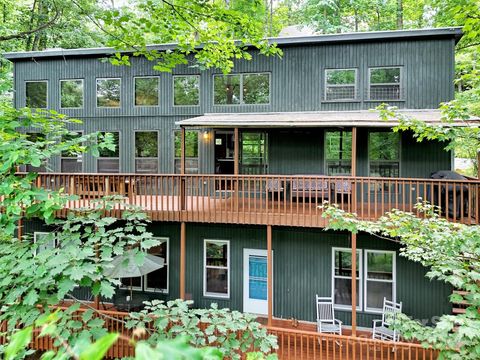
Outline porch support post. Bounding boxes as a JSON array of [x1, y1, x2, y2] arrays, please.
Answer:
[[267, 225, 273, 327], [351, 127, 357, 337], [351, 232, 357, 337], [180, 222, 186, 300], [477, 150, 480, 179], [180, 127, 186, 211], [234, 127, 239, 175]]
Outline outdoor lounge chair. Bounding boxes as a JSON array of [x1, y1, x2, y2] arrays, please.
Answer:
[[316, 295, 342, 335], [291, 178, 330, 201], [372, 298, 402, 342]]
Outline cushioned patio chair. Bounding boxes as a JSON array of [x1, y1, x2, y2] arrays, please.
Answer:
[[316, 295, 342, 335], [372, 298, 403, 342], [291, 178, 330, 201]]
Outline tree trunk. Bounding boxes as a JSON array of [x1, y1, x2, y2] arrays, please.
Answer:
[[397, 0, 403, 29]]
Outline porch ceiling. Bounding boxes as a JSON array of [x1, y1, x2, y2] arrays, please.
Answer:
[[176, 110, 480, 128]]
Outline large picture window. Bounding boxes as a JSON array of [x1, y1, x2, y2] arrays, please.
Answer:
[[144, 238, 169, 293], [134, 77, 159, 106], [332, 248, 362, 310], [369, 132, 400, 177], [325, 69, 357, 101], [204, 240, 230, 298], [365, 250, 395, 312], [61, 132, 83, 173], [174, 130, 199, 174], [97, 132, 120, 173], [96, 78, 121, 107], [60, 79, 84, 108], [325, 130, 352, 175], [174, 75, 200, 106], [135, 131, 159, 173], [214, 73, 270, 105], [368, 67, 402, 100], [240, 132, 268, 174], [26, 81, 48, 108]]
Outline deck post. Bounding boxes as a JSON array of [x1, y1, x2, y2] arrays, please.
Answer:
[[234, 128, 239, 175], [180, 127, 186, 211], [267, 225, 273, 327], [17, 216, 23, 241], [477, 150, 480, 179], [180, 222, 186, 300], [351, 127, 357, 337]]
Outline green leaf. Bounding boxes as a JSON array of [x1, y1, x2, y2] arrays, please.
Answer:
[[79, 333, 119, 360], [5, 326, 33, 360]]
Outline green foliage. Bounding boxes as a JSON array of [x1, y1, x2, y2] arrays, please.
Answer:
[[126, 299, 278, 360], [321, 201, 480, 359]]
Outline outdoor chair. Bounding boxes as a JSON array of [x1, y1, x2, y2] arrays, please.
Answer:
[[372, 298, 403, 342], [316, 295, 342, 335], [266, 179, 285, 200], [291, 178, 330, 201]]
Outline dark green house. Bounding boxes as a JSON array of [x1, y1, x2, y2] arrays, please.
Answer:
[[6, 27, 476, 332]]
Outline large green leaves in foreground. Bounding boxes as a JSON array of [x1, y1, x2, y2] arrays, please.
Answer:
[[322, 202, 480, 359]]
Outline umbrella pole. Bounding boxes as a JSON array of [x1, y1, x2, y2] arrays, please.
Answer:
[[130, 277, 133, 302]]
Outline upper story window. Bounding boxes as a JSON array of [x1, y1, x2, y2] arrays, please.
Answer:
[[61, 131, 83, 173], [26, 81, 47, 108], [368, 67, 402, 100], [325, 69, 357, 101], [240, 132, 268, 174], [174, 75, 200, 106], [135, 131, 159, 173], [214, 73, 270, 105], [368, 131, 400, 177], [98, 131, 120, 173], [96, 78, 121, 108], [60, 79, 84, 109], [325, 130, 352, 175], [204, 239, 230, 298], [134, 76, 159, 106], [174, 130, 199, 174]]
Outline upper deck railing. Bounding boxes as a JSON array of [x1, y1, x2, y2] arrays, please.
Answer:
[[33, 173, 480, 227]]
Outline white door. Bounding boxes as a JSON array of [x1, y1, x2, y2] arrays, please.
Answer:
[[243, 249, 271, 315]]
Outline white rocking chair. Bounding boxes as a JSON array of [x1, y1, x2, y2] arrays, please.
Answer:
[[372, 298, 402, 342], [316, 295, 342, 335]]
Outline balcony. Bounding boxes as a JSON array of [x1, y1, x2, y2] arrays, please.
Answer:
[[33, 173, 480, 227]]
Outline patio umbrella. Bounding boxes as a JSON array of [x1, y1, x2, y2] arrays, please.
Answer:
[[104, 249, 165, 300]]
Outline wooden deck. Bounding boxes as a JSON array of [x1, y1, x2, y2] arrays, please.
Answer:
[[34, 173, 480, 227]]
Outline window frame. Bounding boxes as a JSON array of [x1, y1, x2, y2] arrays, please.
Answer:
[[203, 239, 230, 299], [97, 131, 121, 173], [59, 79, 84, 109], [134, 130, 160, 173], [367, 66, 403, 101], [173, 75, 201, 107], [25, 80, 48, 109], [133, 76, 160, 107], [364, 249, 396, 314], [60, 131, 84, 173], [324, 129, 352, 175], [213, 72, 271, 106], [96, 77, 122, 108], [367, 130, 401, 178], [331, 247, 363, 311], [324, 68, 358, 102], [173, 130, 199, 174], [33, 232, 57, 256], [144, 237, 169, 294]]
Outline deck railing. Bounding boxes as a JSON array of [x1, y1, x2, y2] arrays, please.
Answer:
[[32, 173, 480, 227]]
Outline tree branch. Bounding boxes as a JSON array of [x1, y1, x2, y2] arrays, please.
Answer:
[[0, 7, 60, 42]]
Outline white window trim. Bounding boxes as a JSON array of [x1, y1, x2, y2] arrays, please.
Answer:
[[59, 79, 84, 109], [331, 247, 362, 311], [173, 75, 201, 107], [144, 237, 169, 294], [60, 131, 84, 173], [96, 77, 122, 108], [97, 131, 121, 173], [133, 76, 160, 107], [33, 232, 57, 256], [364, 249, 396, 314], [367, 66, 403, 101], [25, 80, 48, 109], [203, 239, 230, 299], [134, 130, 160, 173], [213, 72, 271, 106], [324, 68, 358, 102]]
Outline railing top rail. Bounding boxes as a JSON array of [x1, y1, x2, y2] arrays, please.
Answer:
[[28, 172, 480, 184], [265, 325, 430, 349]]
